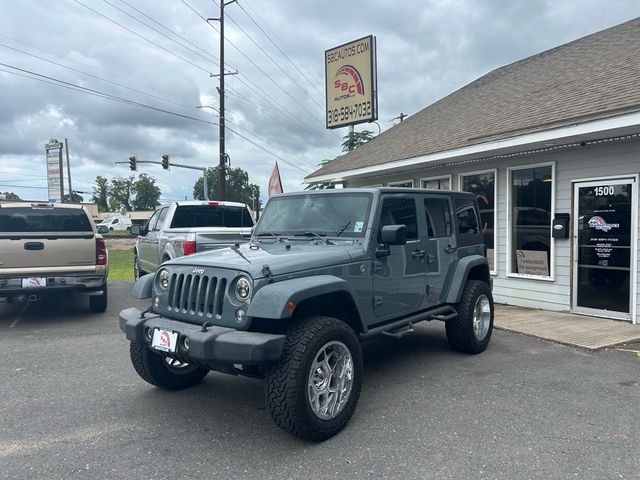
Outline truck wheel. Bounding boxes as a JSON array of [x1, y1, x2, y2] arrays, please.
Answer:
[[265, 316, 363, 441], [446, 280, 493, 354], [129, 342, 208, 391], [89, 286, 108, 313], [134, 253, 145, 280]]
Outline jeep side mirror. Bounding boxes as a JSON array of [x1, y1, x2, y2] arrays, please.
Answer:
[[130, 224, 142, 236], [376, 225, 407, 258], [381, 225, 407, 245]]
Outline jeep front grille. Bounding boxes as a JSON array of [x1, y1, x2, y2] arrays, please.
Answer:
[[167, 273, 227, 316]]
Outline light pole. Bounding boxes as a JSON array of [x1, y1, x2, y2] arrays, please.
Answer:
[[196, 105, 219, 114]]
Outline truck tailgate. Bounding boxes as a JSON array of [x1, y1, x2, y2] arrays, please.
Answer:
[[195, 228, 252, 251], [0, 233, 97, 269]]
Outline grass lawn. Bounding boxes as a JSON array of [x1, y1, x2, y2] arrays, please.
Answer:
[[108, 248, 134, 281]]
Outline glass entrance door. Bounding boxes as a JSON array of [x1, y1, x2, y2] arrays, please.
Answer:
[[573, 178, 636, 319]]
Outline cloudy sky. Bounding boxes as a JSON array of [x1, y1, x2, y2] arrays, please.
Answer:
[[1, 0, 639, 205]]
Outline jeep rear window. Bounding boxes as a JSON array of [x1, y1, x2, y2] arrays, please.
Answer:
[[0, 207, 92, 232], [170, 205, 254, 228], [256, 193, 372, 237]]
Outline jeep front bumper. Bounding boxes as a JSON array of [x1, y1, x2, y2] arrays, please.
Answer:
[[119, 307, 285, 367]]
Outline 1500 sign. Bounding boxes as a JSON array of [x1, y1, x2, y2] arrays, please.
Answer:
[[327, 101, 372, 126]]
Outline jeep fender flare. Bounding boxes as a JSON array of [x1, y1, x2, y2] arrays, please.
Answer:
[[132, 273, 154, 299], [444, 255, 491, 304], [246, 275, 359, 321]]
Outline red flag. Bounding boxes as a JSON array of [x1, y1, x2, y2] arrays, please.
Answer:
[[268, 162, 283, 197]]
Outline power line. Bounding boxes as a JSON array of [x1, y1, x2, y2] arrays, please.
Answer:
[[0, 64, 312, 175], [178, 1, 341, 146], [239, 1, 324, 98], [0, 63, 220, 126], [0, 33, 200, 107], [0, 43, 214, 117], [223, 10, 325, 110], [102, 0, 220, 65], [70, 0, 214, 75]]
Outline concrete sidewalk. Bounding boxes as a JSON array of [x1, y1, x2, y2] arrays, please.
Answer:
[[494, 304, 640, 350]]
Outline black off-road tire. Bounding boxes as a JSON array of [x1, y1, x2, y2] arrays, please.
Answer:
[[129, 342, 208, 391], [446, 280, 494, 354], [89, 286, 108, 313], [265, 316, 363, 442]]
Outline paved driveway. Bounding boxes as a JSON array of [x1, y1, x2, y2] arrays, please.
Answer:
[[1, 281, 638, 479]]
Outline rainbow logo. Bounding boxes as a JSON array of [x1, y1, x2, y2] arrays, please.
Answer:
[[588, 216, 619, 232], [333, 65, 364, 100]]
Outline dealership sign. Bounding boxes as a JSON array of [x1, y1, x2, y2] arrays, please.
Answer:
[[45, 138, 64, 203], [325, 35, 378, 129]]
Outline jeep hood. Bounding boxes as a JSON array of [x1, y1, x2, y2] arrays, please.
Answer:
[[166, 241, 360, 278]]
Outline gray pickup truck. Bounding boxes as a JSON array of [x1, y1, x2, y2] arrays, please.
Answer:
[[120, 188, 492, 441], [132, 201, 254, 279]]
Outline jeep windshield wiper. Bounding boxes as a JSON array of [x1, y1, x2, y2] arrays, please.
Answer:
[[335, 221, 351, 237], [293, 232, 334, 245]]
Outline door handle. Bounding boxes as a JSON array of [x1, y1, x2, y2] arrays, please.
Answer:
[[444, 244, 458, 253], [412, 249, 426, 258]]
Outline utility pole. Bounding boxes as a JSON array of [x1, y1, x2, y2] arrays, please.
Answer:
[[64, 138, 73, 202], [209, 1, 237, 201]]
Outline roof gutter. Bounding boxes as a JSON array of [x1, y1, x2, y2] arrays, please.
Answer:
[[305, 110, 640, 183]]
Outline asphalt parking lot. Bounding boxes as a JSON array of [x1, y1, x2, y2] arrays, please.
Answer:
[[1, 281, 639, 480]]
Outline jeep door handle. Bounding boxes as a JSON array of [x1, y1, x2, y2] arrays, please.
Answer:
[[444, 244, 458, 253], [412, 249, 426, 258]]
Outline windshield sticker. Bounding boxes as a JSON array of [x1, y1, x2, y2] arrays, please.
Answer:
[[354, 221, 364, 233]]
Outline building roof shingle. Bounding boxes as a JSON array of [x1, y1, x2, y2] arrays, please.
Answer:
[[307, 17, 640, 180]]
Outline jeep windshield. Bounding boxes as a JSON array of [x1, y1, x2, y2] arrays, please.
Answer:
[[254, 193, 372, 238]]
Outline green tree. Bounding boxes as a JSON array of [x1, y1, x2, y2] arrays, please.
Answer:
[[0, 191, 21, 200], [305, 159, 334, 190], [92, 175, 109, 211], [193, 166, 261, 211], [341, 129, 374, 152], [108, 176, 135, 212], [132, 173, 161, 210]]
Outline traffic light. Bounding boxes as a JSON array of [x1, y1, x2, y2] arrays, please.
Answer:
[[129, 155, 137, 171], [161, 154, 170, 170]]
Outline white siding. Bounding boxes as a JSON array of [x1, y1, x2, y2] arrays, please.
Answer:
[[346, 138, 640, 321]]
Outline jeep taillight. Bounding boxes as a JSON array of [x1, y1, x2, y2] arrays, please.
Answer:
[[183, 240, 196, 255], [96, 238, 107, 265]]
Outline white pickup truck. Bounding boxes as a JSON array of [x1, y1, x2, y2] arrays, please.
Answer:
[[131, 201, 254, 278]]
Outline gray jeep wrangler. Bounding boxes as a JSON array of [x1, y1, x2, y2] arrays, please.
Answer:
[[119, 188, 493, 441]]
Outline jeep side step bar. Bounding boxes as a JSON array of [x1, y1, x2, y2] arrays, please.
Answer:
[[360, 305, 458, 340]]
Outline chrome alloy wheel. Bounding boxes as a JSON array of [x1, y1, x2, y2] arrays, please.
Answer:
[[307, 341, 354, 420], [472, 294, 491, 341]]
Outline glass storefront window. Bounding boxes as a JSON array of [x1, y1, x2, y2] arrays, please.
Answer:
[[509, 165, 553, 277], [421, 176, 451, 190], [461, 171, 496, 272], [388, 180, 414, 188]]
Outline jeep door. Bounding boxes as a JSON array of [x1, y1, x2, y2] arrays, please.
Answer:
[[372, 195, 429, 318], [423, 195, 455, 305]]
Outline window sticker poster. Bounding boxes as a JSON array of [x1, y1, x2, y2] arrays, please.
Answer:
[[516, 250, 549, 276]]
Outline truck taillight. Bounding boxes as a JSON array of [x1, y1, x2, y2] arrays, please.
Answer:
[[96, 238, 107, 265], [183, 240, 196, 255]]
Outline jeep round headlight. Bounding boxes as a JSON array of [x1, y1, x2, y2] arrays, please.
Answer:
[[234, 276, 252, 302], [158, 269, 170, 291]]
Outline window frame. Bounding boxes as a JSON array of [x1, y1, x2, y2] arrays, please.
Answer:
[[387, 180, 414, 188], [420, 175, 452, 191], [506, 161, 556, 281], [459, 168, 498, 275]]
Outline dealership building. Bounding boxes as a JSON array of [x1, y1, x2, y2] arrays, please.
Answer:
[[307, 18, 640, 324]]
